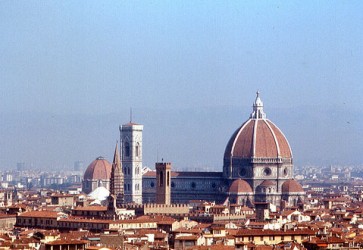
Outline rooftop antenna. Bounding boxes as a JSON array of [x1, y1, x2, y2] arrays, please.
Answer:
[[130, 107, 132, 123]]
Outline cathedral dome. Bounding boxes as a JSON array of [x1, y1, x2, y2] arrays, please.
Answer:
[[84, 157, 112, 180], [282, 179, 304, 193], [224, 92, 292, 160], [229, 179, 253, 194]]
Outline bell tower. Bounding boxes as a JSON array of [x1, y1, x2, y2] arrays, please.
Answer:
[[155, 162, 171, 205], [120, 122, 143, 204]]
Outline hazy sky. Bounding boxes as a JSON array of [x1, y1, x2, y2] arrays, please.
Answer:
[[1, 1, 362, 170]]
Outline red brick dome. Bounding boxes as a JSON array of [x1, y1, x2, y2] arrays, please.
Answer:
[[229, 179, 253, 194], [282, 179, 304, 193], [83, 157, 112, 180], [259, 180, 276, 187], [224, 92, 292, 159]]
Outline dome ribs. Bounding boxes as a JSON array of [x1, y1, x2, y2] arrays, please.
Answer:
[[83, 158, 112, 180], [229, 178, 253, 194], [254, 120, 278, 158], [224, 118, 292, 160], [223, 93, 293, 163], [267, 121, 293, 158], [232, 120, 254, 158], [282, 179, 304, 193]]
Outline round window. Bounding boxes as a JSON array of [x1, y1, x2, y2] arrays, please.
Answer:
[[240, 168, 247, 177], [263, 168, 272, 176], [150, 182, 155, 188], [191, 182, 196, 189], [211, 183, 216, 188], [171, 182, 175, 188]]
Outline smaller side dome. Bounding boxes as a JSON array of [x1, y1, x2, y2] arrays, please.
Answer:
[[259, 180, 276, 187], [84, 157, 112, 180], [229, 179, 253, 194], [282, 179, 304, 193]]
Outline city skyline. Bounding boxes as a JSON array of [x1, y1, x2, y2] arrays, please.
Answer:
[[1, 1, 362, 170]]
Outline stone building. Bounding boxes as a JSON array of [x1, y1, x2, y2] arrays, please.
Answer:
[[223, 91, 294, 205], [142, 92, 304, 207], [228, 179, 254, 206], [120, 122, 143, 204], [83, 92, 304, 207], [82, 157, 112, 194], [155, 162, 171, 205]]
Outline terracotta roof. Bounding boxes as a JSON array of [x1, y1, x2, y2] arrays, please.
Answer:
[[259, 180, 276, 187], [173, 227, 203, 234], [229, 179, 253, 194], [18, 211, 60, 218], [45, 239, 88, 245], [123, 122, 140, 126], [72, 206, 108, 211], [51, 194, 74, 198], [224, 120, 254, 159], [0, 214, 16, 218], [173, 171, 223, 177], [282, 179, 304, 193], [236, 229, 316, 236], [8, 204, 27, 209], [281, 210, 298, 217], [83, 157, 112, 180], [60, 231, 92, 240], [190, 245, 235, 250], [143, 171, 223, 178], [59, 216, 158, 224], [175, 235, 199, 240], [224, 118, 292, 159]]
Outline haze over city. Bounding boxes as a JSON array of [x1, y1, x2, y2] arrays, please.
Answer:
[[1, 1, 362, 170]]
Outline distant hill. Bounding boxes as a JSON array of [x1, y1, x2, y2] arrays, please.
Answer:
[[0, 104, 361, 171]]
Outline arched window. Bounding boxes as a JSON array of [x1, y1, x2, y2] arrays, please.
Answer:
[[136, 143, 140, 157], [128, 167, 131, 175], [125, 142, 130, 157], [127, 184, 130, 191], [167, 171, 170, 186], [159, 171, 163, 187]]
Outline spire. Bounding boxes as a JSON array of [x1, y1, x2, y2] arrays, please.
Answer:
[[250, 91, 266, 119], [109, 142, 124, 209], [112, 142, 121, 170]]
